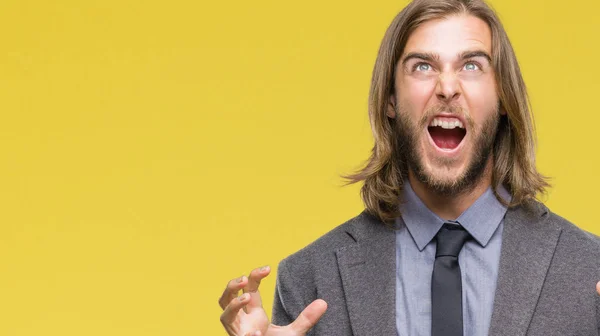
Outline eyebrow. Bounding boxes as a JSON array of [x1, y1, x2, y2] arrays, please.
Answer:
[[401, 50, 492, 66], [401, 52, 439, 66], [458, 50, 492, 63]]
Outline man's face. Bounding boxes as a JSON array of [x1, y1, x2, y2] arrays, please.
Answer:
[[389, 14, 501, 195]]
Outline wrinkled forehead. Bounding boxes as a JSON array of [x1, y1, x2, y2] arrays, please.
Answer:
[[402, 14, 492, 62]]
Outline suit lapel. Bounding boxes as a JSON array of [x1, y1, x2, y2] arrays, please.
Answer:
[[335, 215, 397, 336], [488, 203, 562, 336]]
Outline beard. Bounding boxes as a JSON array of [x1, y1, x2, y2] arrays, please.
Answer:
[[394, 103, 500, 197]]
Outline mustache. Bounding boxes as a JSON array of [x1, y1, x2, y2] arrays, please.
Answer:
[[418, 104, 473, 129]]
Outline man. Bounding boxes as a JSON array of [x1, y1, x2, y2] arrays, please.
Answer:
[[219, 0, 600, 335]]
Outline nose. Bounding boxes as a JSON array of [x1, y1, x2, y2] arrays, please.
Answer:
[[435, 72, 461, 103]]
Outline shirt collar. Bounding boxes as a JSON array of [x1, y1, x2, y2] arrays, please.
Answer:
[[397, 181, 511, 251]]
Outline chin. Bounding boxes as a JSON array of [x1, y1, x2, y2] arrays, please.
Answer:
[[426, 168, 466, 186], [413, 154, 475, 192]]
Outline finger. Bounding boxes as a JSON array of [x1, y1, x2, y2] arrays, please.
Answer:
[[596, 281, 600, 295], [244, 332, 262, 336], [289, 299, 328, 333], [244, 266, 271, 293], [243, 266, 271, 311], [219, 275, 248, 310], [220, 293, 251, 326]]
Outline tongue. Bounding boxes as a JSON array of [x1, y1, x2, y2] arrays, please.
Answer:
[[429, 127, 464, 149]]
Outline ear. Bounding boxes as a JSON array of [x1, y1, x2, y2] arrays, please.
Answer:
[[499, 101, 507, 116], [386, 94, 397, 119]]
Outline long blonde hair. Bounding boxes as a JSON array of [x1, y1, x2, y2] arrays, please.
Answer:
[[346, 0, 549, 223]]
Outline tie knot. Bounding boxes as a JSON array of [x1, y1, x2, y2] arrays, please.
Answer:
[[435, 223, 471, 258]]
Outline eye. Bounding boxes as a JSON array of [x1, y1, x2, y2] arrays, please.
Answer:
[[414, 63, 432, 72], [464, 62, 480, 71]]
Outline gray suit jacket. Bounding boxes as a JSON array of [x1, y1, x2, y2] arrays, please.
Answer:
[[271, 201, 600, 335]]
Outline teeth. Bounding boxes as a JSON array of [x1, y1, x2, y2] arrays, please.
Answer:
[[429, 117, 464, 129]]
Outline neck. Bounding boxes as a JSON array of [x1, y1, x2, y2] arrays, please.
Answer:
[[408, 158, 494, 220]]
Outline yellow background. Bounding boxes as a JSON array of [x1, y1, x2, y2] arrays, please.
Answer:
[[0, 0, 598, 335]]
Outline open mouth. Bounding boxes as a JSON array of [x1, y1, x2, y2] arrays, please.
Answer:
[[427, 117, 467, 150]]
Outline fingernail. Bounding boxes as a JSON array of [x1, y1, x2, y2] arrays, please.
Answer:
[[239, 293, 249, 301], [236, 275, 245, 283], [260, 266, 270, 272]]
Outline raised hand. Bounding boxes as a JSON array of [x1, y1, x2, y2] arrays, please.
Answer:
[[219, 266, 327, 336]]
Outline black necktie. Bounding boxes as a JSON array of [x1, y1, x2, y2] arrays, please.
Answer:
[[431, 223, 471, 336]]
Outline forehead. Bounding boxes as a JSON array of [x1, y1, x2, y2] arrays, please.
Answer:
[[402, 14, 492, 58]]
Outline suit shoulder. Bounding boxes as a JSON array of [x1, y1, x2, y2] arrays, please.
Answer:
[[280, 212, 363, 262], [278, 211, 381, 269], [546, 209, 600, 250]]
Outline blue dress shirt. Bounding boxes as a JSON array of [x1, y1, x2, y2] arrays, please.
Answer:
[[395, 182, 511, 336]]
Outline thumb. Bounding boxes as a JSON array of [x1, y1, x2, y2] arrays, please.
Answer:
[[596, 281, 600, 295], [288, 299, 328, 334]]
